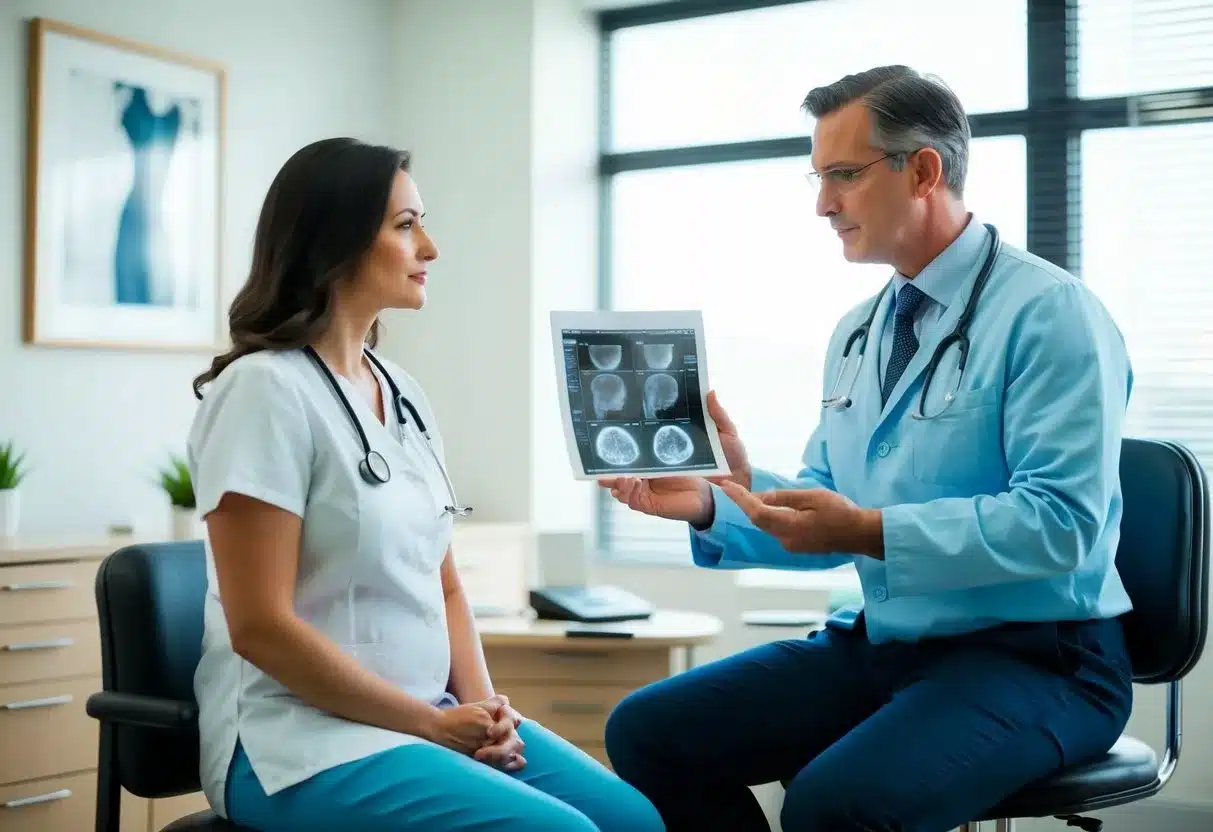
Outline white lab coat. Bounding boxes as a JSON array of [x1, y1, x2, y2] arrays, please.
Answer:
[[186, 347, 456, 818]]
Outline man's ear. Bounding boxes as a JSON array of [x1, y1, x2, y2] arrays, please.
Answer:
[[910, 148, 945, 198]]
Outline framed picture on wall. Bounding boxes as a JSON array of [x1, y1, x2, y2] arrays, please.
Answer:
[[23, 17, 226, 350]]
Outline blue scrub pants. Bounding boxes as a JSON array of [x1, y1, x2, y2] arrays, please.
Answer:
[[604, 614, 1133, 832], [225, 719, 664, 831]]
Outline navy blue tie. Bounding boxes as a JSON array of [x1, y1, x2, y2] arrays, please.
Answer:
[[882, 283, 926, 404]]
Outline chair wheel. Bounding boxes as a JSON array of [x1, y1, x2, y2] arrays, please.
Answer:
[[1057, 815, 1103, 831]]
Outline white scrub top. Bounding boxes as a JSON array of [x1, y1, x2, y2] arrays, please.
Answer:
[[186, 347, 456, 818]]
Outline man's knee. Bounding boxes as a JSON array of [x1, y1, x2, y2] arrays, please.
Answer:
[[604, 683, 667, 766], [781, 766, 897, 832]]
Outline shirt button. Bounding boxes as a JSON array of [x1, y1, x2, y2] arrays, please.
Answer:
[[876, 441, 891, 457], [872, 586, 888, 602]]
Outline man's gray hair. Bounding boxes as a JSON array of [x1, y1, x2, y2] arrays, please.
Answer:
[[802, 65, 970, 196]]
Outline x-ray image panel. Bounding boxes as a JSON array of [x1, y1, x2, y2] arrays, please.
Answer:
[[591, 424, 642, 467], [551, 309, 730, 480], [582, 371, 642, 421], [632, 339, 687, 371], [641, 372, 689, 420], [652, 424, 694, 465], [640, 421, 716, 469], [577, 335, 633, 372]]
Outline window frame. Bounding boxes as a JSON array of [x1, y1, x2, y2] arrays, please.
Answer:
[[594, 0, 1213, 564]]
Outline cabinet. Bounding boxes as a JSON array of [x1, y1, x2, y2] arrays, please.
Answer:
[[0, 536, 181, 831]]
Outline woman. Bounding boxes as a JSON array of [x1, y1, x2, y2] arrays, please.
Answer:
[[187, 138, 664, 832]]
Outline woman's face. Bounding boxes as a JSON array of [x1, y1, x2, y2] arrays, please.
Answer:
[[355, 170, 439, 311]]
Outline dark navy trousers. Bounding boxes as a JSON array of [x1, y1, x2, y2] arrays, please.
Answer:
[[604, 613, 1133, 832]]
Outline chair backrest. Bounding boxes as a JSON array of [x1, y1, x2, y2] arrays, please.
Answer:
[[95, 539, 208, 798], [1116, 438, 1210, 684]]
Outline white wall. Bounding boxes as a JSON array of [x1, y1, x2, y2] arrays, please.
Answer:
[[379, 0, 600, 532], [0, 0, 395, 539]]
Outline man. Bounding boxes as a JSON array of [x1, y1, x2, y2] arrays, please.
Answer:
[[599, 65, 1135, 832]]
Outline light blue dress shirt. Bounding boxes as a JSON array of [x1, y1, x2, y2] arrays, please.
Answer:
[[690, 217, 1136, 644]]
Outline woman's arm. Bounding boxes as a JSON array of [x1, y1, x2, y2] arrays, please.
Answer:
[[207, 492, 449, 739], [441, 549, 525, 769], [441, 548, 495, 703]]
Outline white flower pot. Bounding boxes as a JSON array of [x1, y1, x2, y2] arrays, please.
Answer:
[[0, 488, 19, 538], [171, 506, 202, 541]]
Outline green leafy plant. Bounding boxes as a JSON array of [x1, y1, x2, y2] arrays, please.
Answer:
[[159, 455, 195, 509], [0, 441, 27, 491]]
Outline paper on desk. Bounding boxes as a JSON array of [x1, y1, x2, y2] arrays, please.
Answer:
[[549, 309, 731, 481]]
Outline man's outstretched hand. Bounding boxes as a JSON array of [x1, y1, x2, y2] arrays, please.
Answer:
[[718, 481, 883, 558]]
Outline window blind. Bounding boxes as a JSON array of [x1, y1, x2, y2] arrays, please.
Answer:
[[1077, 1, 1213, 473], [1078, 0, 1213, 98], [1080, 121, 1213, 471]]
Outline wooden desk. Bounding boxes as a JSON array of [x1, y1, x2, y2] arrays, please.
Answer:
[[477, 611, 722, 767], [0, 534, 721, 830]]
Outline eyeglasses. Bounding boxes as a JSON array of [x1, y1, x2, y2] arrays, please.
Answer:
[[805, 153, 899, 192]]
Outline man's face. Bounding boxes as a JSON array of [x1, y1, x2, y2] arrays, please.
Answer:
[[810, 101, 914, 265]]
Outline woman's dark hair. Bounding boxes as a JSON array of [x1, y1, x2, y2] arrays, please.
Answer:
[[192, 137, 411, 398]]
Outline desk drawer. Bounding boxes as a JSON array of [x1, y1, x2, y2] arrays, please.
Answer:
[[0, 621, 100, 686], [502, 683, 633, 744], [0, 562, 99, 627], [0, 771, 95, 832], [0, 677, 99, 785], [486, 646, 669, 685]]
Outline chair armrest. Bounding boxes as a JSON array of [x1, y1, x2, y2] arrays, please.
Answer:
[[86, 691, 198, 730]]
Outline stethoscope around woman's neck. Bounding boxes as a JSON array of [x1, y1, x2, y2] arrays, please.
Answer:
[[303, 345, 472, 518]]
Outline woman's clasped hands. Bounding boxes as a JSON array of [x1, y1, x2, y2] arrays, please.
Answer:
[[425, 694, 526, 772]]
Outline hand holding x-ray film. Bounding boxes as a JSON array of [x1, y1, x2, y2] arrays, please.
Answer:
[[549, 310, 731, 480]]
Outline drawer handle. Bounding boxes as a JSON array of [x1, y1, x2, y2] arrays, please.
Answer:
[[1, 580, 73, 592], [4, 788, 72, 809], [2, 694, 73, 710], [2, 637, 75, 652], [549, 701, 606, 715]]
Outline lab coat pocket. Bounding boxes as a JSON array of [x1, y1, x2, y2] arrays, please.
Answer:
[[910, 385, 1002, 487]]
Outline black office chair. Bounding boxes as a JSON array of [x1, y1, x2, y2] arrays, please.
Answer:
[[968, 437, 1209, 831], [766, 438, 1208, 831], [86, 539, 250, 831]]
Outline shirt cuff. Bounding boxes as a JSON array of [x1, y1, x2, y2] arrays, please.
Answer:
[[748, 469, 786, 493], [692, 483, 749, 548], [880, 502, 920, 598]]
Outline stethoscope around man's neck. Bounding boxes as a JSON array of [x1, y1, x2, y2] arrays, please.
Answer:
[[303, 345, 473, 518], [822, 222, 1001, 420]]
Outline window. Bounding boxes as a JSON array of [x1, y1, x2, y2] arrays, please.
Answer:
[[608, 0, 1028, 153], [1078, 0, 1213, 98], [1081, 122, 1213, 469], [596, 0, 1213, 565]]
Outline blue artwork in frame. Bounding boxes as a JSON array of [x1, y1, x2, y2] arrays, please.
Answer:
[[25, 18, 225, 350]]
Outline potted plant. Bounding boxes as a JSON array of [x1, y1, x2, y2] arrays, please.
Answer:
[[0, 441, 27, 538], [159, 454, 199, 540]]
